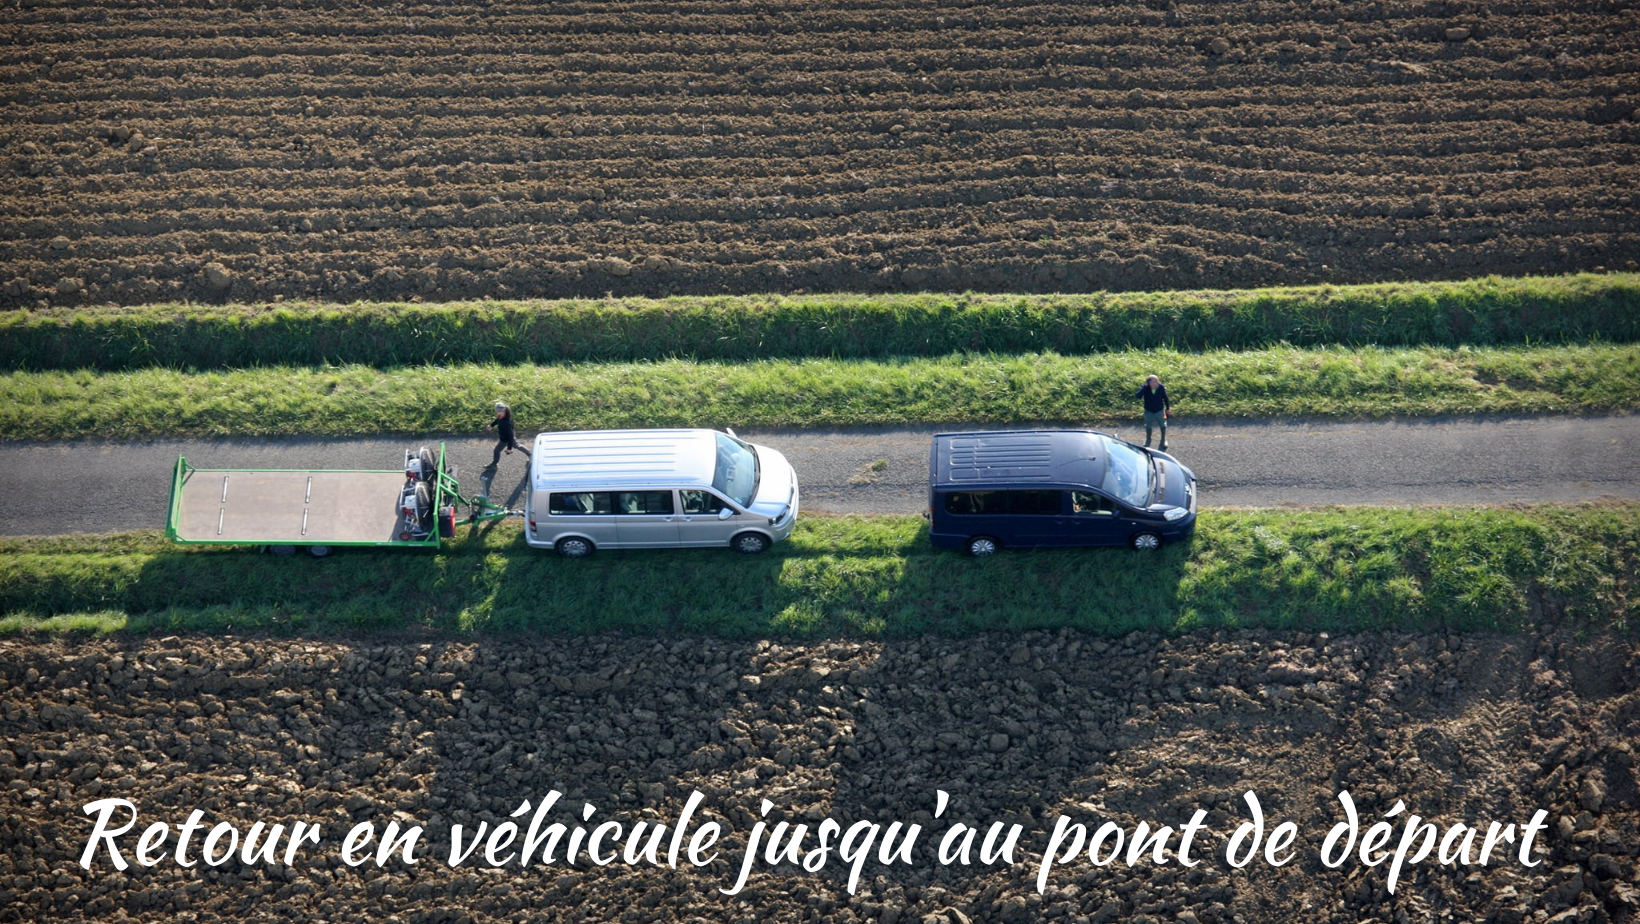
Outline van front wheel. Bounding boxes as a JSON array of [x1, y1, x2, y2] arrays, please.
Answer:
[[967, 535, 1000, 557], [556, 537, 594, 558], [733, 532, 770, 554], [1130, 532, 1162, 551]]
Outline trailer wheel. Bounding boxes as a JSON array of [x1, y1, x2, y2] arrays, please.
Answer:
[[268, 545, 295, 556], [308, 545, 332, 558], [556, 536, 593, 558]]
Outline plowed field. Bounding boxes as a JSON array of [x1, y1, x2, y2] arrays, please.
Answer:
[[3, 0, 1638, 307], [2, 631, 1636, 924]]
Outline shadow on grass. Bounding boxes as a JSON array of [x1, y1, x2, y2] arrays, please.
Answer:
[[13, 504, 1632, 638], [80, 520, 1192, 639], [471, 519, 1194, 638]]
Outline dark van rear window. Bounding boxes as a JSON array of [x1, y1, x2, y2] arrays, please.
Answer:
[[943, 490, 1062, 516]]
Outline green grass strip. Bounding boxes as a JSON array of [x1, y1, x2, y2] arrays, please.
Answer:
[[1, 506, 1633, 638], [2, 344, 1636, 439], [2, 273, 1634, 372]]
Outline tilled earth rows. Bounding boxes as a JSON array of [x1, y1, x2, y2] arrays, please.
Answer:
[[2, 0, 1638, 307], [2, 630, 1636, 924]]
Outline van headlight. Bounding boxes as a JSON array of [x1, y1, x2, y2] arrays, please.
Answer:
[[1162, 507, 1189, 521]]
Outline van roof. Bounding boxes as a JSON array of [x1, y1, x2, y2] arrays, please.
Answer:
[[530, 429, 718, 490], [931, 430, 1109, 487]]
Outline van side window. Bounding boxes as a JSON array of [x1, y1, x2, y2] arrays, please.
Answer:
[[550, 492, 613, 515], [944, 491, 1006, 515], [616, 491, 674, 515], [1010, 490, 1062, 515], [943, 491, 1062, 515], [680, 490, 728, 514], [1071, 490, 1117, 516]]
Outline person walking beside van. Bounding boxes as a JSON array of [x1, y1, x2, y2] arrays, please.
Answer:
[[485, 401, 531, 469], [1135, 374, 1171, 451]]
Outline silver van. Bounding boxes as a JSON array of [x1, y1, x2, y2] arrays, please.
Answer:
[[524, 429, 800, 557]]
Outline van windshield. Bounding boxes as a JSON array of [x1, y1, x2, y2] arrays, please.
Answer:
[[713, 433, 760, 507], [1099, 437, 1154, 507]]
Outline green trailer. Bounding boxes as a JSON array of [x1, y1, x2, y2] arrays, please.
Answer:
[[165, 444, 514, 555]]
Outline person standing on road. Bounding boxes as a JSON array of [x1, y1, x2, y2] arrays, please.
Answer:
[[1136, 374, 1171, 451], [486, 401, 531, 469]]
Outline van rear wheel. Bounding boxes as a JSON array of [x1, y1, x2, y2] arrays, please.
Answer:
[[556, 537, 593, 558], [733, 532, 770, 555], [1130, 532, 1162, 551], [967, 535, 1000, 557]]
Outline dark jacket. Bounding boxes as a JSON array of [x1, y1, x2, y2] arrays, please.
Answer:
[[1136, 384, 1170, 413], [489, 411, 516, 442]]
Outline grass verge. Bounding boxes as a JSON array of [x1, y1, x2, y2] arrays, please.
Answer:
[[2, 505, 1632, 638], [2, 273, 1634, 371], [3, 344, 1637, 440]]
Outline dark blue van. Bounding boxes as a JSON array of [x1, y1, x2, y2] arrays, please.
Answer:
[[928, 430, 1198, 556]]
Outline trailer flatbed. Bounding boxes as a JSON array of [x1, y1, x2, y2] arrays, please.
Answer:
[[171, 469, 411, 545], [165, 444, 515, 553]]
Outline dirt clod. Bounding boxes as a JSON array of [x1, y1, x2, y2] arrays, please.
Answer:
[[592, 257, 634, 277], [202, 263, 233, 290]]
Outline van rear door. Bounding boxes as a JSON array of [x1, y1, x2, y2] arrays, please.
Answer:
[[938, 489, 1067, 549], [546, 491, 618, 548]]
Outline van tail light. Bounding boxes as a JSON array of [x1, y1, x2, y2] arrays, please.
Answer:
[[528, 518, 536, 532]]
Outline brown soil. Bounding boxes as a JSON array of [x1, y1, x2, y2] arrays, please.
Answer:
[[2, 1, 1638, 308], [2, 630, 1636, 924]]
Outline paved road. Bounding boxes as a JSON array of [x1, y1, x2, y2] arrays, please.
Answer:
[[0, 415, 1635, 536]]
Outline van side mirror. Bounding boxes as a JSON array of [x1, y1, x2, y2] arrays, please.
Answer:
[[718, 508, 734, 520]]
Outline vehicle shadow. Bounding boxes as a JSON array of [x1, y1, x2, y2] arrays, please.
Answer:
[[107, 516, 1190, 639], [475, 520, 1193, 639]]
